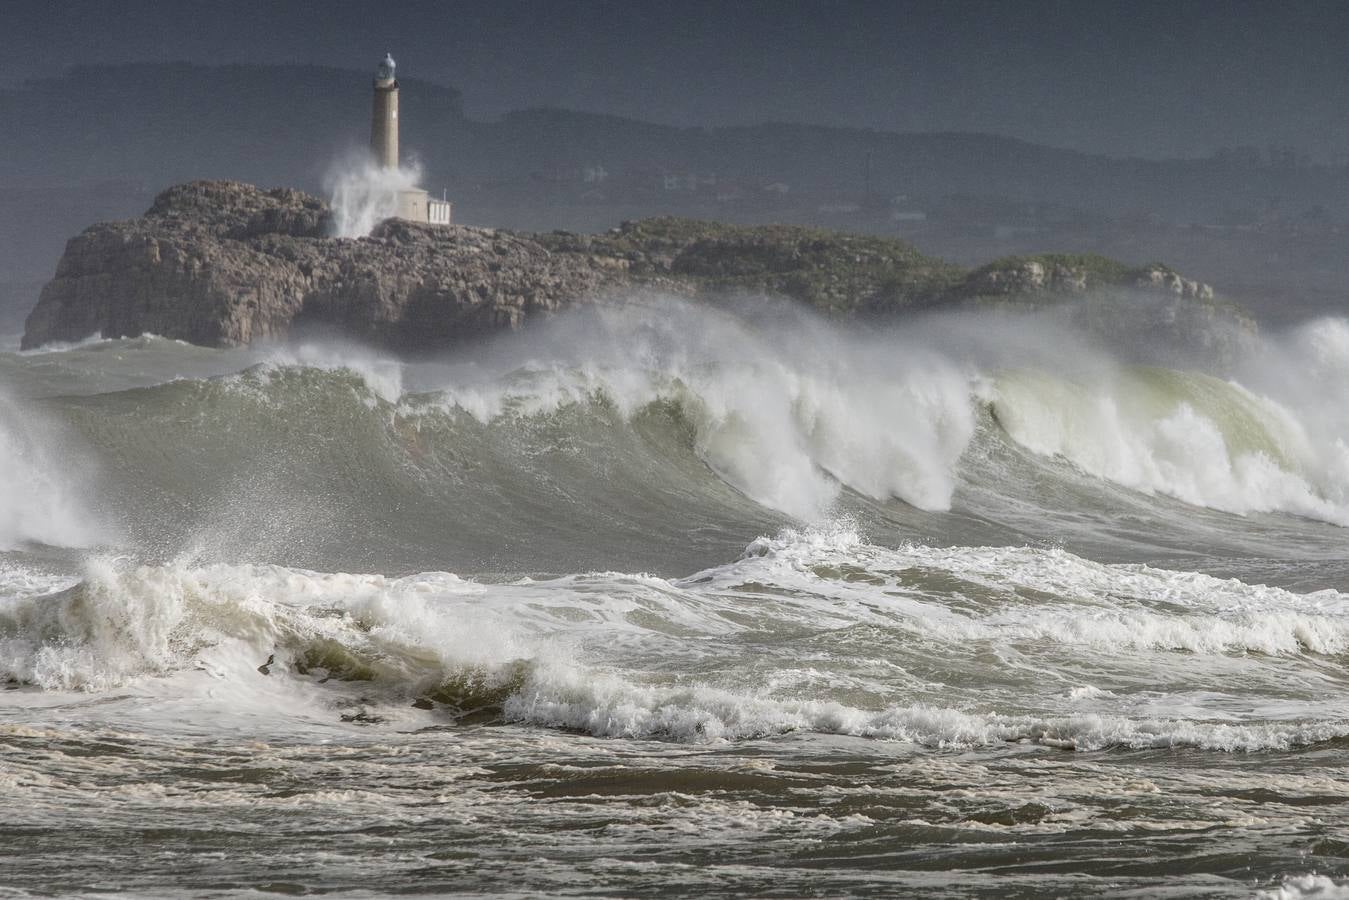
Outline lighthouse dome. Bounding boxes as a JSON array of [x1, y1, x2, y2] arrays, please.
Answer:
[[376, 53, 396, 82]]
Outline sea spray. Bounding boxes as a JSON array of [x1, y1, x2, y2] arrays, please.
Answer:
[[1242, 316, 1349, 509], [325, 157, 424, 238], [417, 299, 980, 519], [0, 392, 106, 550]]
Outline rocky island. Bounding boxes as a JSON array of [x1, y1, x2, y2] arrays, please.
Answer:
[[21, 180, 1254, 360]]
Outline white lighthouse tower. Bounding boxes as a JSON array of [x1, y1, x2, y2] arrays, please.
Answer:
[[369, 53, 452, 225]]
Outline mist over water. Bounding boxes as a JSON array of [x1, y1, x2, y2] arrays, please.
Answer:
[[3, 297, 1348, 897]]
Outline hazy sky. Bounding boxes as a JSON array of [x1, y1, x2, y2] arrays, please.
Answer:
[[4, 0, 1349, 159]]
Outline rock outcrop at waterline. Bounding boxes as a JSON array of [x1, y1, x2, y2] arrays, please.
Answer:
[[22, 180, 1254, 356], [21, 181, 613, 349]]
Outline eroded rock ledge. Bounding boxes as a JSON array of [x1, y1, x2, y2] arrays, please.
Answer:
[[22, 180, 1253, 359], [22, 181, 615, 350]]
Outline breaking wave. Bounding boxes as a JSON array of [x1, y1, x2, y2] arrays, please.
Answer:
[[242, 308, 1349, 530], [23, 305, 1349, 577], [5, 526, 1348, 752], [988, 365, 1349, 524], [5, 301, 1349, 757]]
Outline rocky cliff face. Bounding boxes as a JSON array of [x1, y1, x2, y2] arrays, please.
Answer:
[[22, 181, 618, 350], [23, 181, 1254, 362]]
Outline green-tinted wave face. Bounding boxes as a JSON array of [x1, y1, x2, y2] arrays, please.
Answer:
[[992, 366, 1296, 465], [43, 362, 785, 575], [984, 360, 1346, 527], [1125, 367, 1295, 464], [5, 304, 1349, 578]]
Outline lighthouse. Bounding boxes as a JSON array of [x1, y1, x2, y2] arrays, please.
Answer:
[[371, 52, 399, 169], [368, 53, 452, 225]]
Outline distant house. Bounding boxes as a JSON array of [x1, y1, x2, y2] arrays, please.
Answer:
[[660, 172, 716, 191], [583, 165, 608, 184], [889, 195, 926, 222], [715, 183, 746, 203]]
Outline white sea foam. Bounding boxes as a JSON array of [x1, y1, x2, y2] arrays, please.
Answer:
[[722, 526, 1349, 655], [15, 331, 108, 354], [0, 557, 534, 693], [1260, 874, 1349, 900], [5, 530, 1348, 752], [505, 673, 1349, 751]]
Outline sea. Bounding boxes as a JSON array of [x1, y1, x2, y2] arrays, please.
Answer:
[[1, 296, 1347, 897]]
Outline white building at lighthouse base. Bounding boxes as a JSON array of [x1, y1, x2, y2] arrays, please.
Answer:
[[394, 188, 452, 225]]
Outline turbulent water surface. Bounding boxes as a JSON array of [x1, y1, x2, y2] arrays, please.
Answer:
[[2, 299, 1348, 898]]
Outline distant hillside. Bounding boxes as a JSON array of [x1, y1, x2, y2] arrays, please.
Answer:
[[4, 62, 1349, 324], [4, 64, 1122, 200]]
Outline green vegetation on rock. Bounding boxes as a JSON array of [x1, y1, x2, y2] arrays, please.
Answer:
[[544, 216, 965, 314], [542, 217, 1239, 323]]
